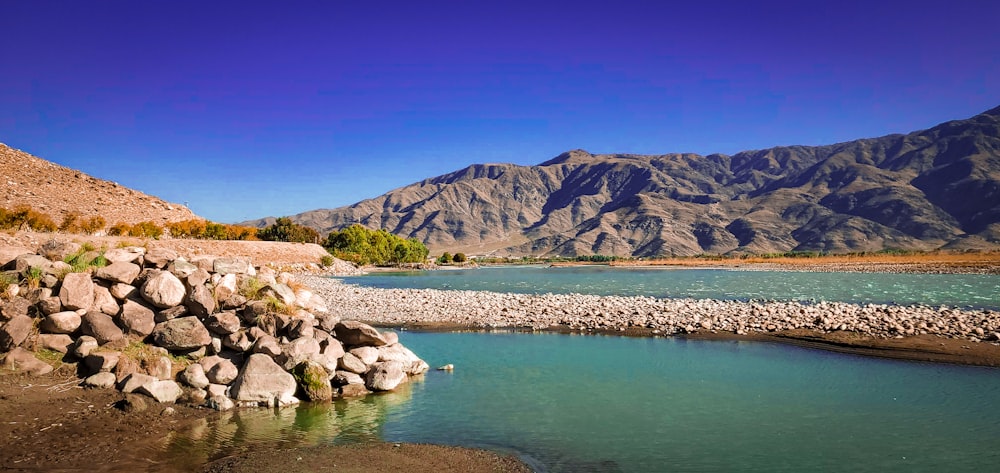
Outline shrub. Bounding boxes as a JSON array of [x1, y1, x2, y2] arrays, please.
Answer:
[[107, 222, 131, 236], [59, 211, 81, 233], [258, 217, 320, 243], [80, 216, 106, 234], [130, 221, 163, 239], [320, 255, 335, 267], [453, 252, 467, 263], [437, 252, 452, 264]]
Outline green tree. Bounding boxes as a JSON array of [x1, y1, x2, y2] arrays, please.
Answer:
[[437, 252, 452, 264], [258, 217, 320, 243], [453, 252, 467, 263], [323, 224, 428, 266]]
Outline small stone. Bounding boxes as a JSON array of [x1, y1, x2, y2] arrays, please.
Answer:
[[138, 380, 183, 403], [206, 359, 239, 385], [83, 371, 118, 389], [41, 311, 82, 334]]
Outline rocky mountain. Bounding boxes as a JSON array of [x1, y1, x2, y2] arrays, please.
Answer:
[[0, 143, 198, 226], [247, 106, 1000, 257]]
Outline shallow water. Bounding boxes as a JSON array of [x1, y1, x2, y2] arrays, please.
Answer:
[[341, 266, 1000, 309], [165, 332, 1000, 472]]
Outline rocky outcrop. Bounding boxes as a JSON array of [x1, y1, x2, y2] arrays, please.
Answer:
[[0, 240, 427, 411], [250, 106, 1000, 256]]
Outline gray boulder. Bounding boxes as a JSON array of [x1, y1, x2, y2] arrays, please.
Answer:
[[39, 240, 81, 262], [337, 352, 368, 374], [36, 333, 74, 353], [229, 353, 298, 407], [41, 310, 82, 334], [170, 259, 199, 279], [118, 372, 158, 393], [279, 337, 321, 370], [14, 254, 52, 273], [59, 272, 94, 311], [137, 380, 183, 403], [156, 305, 188, 323], [206, 312, 241, 335], [72, 336, 99, 358], [143, 247, 178, 269], [0, 315, 34, 351], [109, 283, 136, 300], [81, 312, 125, 345], [92, 285, 120, 316], [365, 361, 407, 391], [150, 316, 212, 350], [1, 347, 53, 376], [102, 247, 145, 264], [37, 296, 62, 315], [82, 371, 118, 389], [334, 321, 387, 347], [292, 361, 332, 402], [1, 296, 31, 320], [185, 283, 216, 317], [206, 394, 235, 411], [119, 299, 156, 337], [179, 363, 210, 389], [84, 351, 121, 373], [140, 271, 186, 309], [350, 346, 379, 366], [95, 262, 141, 285], [207, 359, 239, 385]]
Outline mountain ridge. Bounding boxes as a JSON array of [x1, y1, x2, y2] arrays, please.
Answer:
[[244, 106, 1000, 257]]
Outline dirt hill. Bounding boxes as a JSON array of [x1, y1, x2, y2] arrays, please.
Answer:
[[0, 143, 198, 226], [246, 106, 1000, 257]]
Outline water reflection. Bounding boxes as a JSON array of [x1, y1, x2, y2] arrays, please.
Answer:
[[154, 377, 419, 471]]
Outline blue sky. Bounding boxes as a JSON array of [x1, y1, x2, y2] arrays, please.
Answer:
[[2, 0, 998, 223]]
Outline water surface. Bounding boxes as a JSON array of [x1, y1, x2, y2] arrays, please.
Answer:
[[168, 332, 1000, 472], [340, 266, 1000, 309]]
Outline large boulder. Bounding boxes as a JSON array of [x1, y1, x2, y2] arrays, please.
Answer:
[[140, 271, 186, 309], [292, 361, 332, 402], [206, 359, 239, 385], [1, 347, 53, 376], [39, 240, 81, 262], [119, 299, 156, 337], [14, 254, 53, 273], [228, 353, 298, 407], [264, 283, 295, 306], [84, 351, 121, 373], [37, 296, 62, 316], [213, 273, 238, 302], [95, 262, 141, 285], [150, 317, 212, 350], [81, 312, 124, 344], [279, 337, 321, 370], [205, 312, 241, 335], [0, 315, 33, 351], [41, 311, 82, 334], [179, 363, 210, 389], [1, 296, 32, 320], [137, 380, 183, 403], [36, 333, 74, 353], [143, 247, 178, 269], [185, 284, 216, 318], [365, 361, 407, 391], [102, 247, 145, 264], [334, 321, 387, 347], [59, 272, 94, 311], [92, 285, 121, 316]]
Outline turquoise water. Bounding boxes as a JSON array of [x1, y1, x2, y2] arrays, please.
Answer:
[[340, 266, 1000, 309], [172, 332, 1000, 472]]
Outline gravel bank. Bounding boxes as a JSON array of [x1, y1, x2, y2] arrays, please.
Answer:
[[301, 276, 1000, 343]]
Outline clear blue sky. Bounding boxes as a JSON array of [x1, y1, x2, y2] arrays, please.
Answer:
[[2, 0, 998, 223]]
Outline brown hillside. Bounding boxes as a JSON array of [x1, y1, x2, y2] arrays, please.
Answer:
[[0, 143, 198, 226]]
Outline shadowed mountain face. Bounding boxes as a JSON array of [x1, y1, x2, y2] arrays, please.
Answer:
[[246, 106, 1000, 257]]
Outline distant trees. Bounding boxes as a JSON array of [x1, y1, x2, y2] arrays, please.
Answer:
[[324, 224, 429, 266], [165, 219, 258, 240], [258, 217, 320, 243]]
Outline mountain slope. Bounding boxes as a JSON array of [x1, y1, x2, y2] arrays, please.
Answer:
[[247, 106, 1000, 257], [1, 143, 198, 226]]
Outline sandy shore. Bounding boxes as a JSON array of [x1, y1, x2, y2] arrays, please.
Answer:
[[0, 369, 532, 472]]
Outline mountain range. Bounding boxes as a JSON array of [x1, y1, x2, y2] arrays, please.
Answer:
[[256, 105, 999, 256]]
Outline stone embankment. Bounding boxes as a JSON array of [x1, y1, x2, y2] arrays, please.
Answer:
[[302, 276, 1000, 343], [0, 240, 427, 409]]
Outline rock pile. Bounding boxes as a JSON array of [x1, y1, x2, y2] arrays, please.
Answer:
[[302, 276, 1000, 343], [0, 240, 428, 409]]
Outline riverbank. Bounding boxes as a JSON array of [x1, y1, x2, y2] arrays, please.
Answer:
[[302, 276, 1000, 367], [0, 368, 532, 472]]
